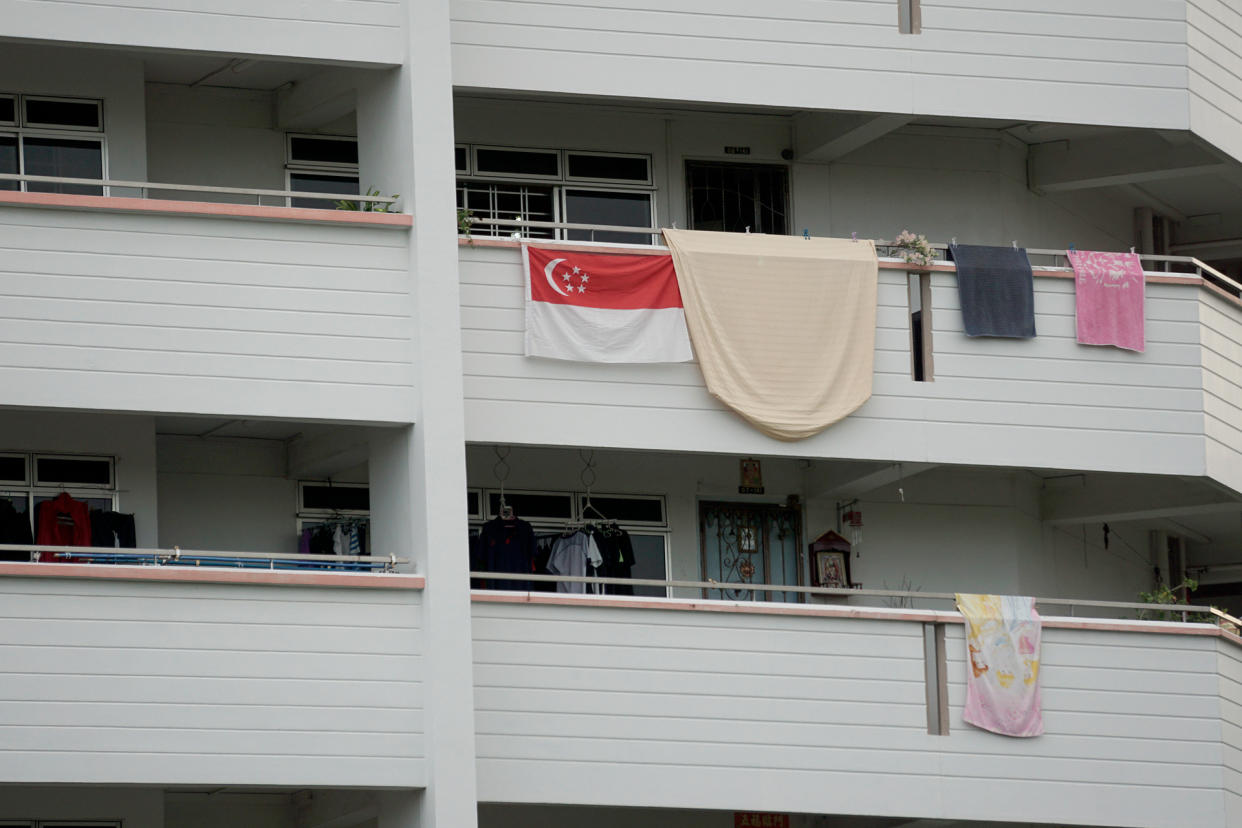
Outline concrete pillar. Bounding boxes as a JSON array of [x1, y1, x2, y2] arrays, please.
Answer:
[[358, 0, 479, 823]]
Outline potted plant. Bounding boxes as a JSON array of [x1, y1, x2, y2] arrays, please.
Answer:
[[892, 229, 937, 269]]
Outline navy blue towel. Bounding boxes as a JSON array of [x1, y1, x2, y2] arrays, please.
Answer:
[[948, 243, 1036, 338]]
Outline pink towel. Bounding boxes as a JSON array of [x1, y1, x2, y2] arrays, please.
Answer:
[[1068, 250, 1145, 352]]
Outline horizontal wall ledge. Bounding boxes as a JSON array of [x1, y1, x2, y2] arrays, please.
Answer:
[[0, 191, 413, 228], [471, 590, 1231, 639], [0, 561, 424, 589]]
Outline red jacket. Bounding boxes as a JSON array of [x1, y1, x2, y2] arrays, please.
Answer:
[[35, 492, 91, 556]]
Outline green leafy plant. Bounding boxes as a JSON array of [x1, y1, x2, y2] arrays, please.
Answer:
[[892, 229, 937, 268], [335, 187, 399, 213], [1137, 578, 1215, 622], [457, 207, 474, 238]]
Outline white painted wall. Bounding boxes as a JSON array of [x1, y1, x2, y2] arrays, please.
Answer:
[[145, 84, 288, 199], [167, 791, 295, 828], [472, 600, 1229, 827], [1189, 0, 1242, 163], [0, 785, 162, 828], [0, 573, 425, 787], [0, 43, 147, 184], [0, 0, 404, 65], [0, 410, 158, 547], [0, 204, 416, 423], [939, 623, 1227, 827], [1202, 290, 1242, 497], [156, 435, 296, 555], [451, 0, 1190, 131], [1221, 640, 1242, 825], [460, 246, 1208, 476]]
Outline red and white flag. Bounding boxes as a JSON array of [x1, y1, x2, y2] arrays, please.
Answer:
[[524, 246, 693, 363]]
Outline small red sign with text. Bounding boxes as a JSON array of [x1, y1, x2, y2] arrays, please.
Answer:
[[734, 814, 788, 828]]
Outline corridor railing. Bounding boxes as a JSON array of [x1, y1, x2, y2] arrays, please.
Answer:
[[0, 543, 407, 572]]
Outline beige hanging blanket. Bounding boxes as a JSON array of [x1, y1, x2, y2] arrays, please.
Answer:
[[663, 229, 878, 441]]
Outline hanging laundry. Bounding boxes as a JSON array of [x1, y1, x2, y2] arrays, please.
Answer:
[[588, 523, 636, 595], [955, 593, 1044, 738], [479, 514, 537, 591], [34, 492, 91, 552], [0, 499, 32, 560], [524, 245, 693, 363], [948, 244, 1036, 338], [664, 229, 878, 441], [89, 510, 136, 549], [547, 530, 602, 594], [1067, 249, 1145, 352]]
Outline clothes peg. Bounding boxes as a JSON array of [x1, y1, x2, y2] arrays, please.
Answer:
[[951, 237, 957, 245], [745, 226, 751, 234], [1011, 240, 1018, 249], [803, 229, 810, 240], [1130, 246, 1136, 254], [1069, 243, 1076, 253], [851, 231, 858, 243]]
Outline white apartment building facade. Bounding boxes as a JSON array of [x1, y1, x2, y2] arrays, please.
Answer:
[[1, 1, 1242, 827]]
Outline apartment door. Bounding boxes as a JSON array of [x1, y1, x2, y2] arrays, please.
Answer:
[[700, 501, 802, 602], [685, 160, 789, 235]]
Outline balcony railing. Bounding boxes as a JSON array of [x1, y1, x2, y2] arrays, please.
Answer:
[[459, 215, 1242, 296], [0, 543, 407, 572], [472, 570, 1241, 627], [0, 172, 399, 209]]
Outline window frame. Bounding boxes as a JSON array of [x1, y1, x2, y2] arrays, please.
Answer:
[[0, 453, 29, 485], [21, 95, 104, 132], [564, 149, 653, 186], [559, 184, 657, 243], [33, 453, 115, 489], [297, 480, 370, 517], [898, 0, 922, 34], [0, 92, 108, 195], [285, 133, 359, 172], [0, 94, 16, 127], [472, 144, 562, 181]]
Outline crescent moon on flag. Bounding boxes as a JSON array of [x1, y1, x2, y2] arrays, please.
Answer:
[[543, 258, 569, 296]]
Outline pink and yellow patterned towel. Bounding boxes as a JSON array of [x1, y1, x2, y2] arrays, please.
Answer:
[[955, 593, 1044, 738], [1068, 249, 1145, 352]]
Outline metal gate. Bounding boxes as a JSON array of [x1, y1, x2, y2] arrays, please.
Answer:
[[699, 501, 802, 602]]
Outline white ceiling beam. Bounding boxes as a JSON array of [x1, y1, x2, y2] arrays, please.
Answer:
[[1041, 480, 1242, 526], [286, 428, 369, 479], [805, 462, 938, 500], [794, 112, 912, 163], [276, 69, 360, 130], [1120, 183, 1189, 223], [1029, 135, 1228, 193]]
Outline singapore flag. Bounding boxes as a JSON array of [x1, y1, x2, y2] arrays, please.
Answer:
[[524, 245, 693, 363]]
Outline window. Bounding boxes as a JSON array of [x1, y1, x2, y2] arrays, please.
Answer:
[[471, 487, 670, 596], [297, 481, 371, 558], [287, 134, 359, 209], [686, 160, 789, 235], [299, 481, 369, 514], [34, 454, 113, 487], [0, 93, 105, 195], [0, 452, 119, 552], [457, 144, 655, 243], [898, 0, 922, 34]]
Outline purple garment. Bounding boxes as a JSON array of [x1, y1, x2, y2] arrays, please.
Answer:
[[299, 527, 313, 557]]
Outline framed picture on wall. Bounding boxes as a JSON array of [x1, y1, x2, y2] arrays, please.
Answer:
[[808, 529, 852, 588], [814, 550, 850, 589]]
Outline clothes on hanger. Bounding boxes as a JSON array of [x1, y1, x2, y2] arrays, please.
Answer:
[[0, 499, 32, 560], [89, 510, 136, 549], [479, 514, 536, 591], [34, 492, 91, 552], [590, 522, 635, 595], [547, 529, 603, 594]]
